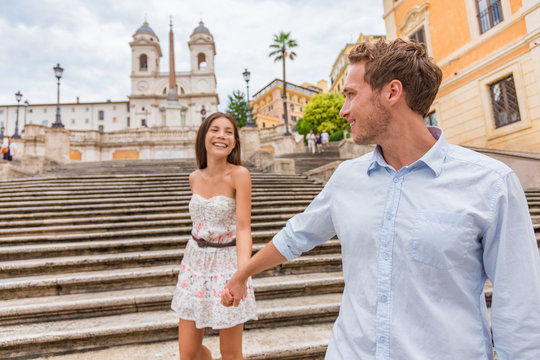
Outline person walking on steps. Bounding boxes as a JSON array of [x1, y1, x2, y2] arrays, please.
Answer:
[[1, 136, 16, 164], [171, 112, 257, 360], [306, 130, 316, 154]]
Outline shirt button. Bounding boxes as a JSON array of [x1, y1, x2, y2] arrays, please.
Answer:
[[393, 177, 399, 183], [378, 336, 386, 344], [384, 252, 391, 260], [380, 295, 388, 303], [386, 213, 392, 220]]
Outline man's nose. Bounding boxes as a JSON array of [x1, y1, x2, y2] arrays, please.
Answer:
[[339, 102, 349, 118]]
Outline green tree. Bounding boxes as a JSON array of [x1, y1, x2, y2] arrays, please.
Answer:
[[269, 31, 298, 135], [225, 90, 256, 128], [296, 93, 347, 138]]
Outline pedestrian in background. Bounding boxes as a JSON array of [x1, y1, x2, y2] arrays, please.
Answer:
[[1, 137, 16, 164], [321, 130, 329, 149], [316, 132, 323, 153], [306, 130, 316, 154]]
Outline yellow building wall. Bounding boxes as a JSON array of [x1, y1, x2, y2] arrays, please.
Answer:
[[395, 0, 471, 62], [112, 149, 140, 160], [386, 0, 539, 153], [510, 0, 522, 14], [69, 150, 82, 161], [252, 81, 321, 130]]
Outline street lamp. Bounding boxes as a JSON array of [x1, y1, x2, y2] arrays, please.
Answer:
[[23, 100, 29, 133], [281, 93, 291, 136], [242, 68, 255, 127], [13, 91, 22, 139], [52, 63, 64, 128]]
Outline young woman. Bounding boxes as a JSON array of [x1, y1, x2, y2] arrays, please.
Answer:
[[171, 112, 257, 360]]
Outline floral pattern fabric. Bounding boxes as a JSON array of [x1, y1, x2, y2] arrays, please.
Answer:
[[171, 194, 257, 329]]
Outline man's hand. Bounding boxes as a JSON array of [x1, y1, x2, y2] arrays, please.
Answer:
[[222, 273, 248, 307]]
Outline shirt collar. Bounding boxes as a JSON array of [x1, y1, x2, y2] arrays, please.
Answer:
[[367, 126, 448, 177]]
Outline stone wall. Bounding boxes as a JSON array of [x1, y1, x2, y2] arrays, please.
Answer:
[[338, 138, 375, 159]]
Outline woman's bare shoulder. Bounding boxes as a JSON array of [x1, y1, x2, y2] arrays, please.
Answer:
[[231, 165, 250, 179]]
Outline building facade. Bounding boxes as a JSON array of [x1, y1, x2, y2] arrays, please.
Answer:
[[329, 34, 385, 94], [251, 79, 325, 130], [0, 20, 219, 137], [383, 0, 540, 152]]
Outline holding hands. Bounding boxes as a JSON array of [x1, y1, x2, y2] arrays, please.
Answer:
[[221, 273, 247, 307]]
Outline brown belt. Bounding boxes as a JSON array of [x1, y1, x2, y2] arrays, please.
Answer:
[[192, 235, 236, 248]]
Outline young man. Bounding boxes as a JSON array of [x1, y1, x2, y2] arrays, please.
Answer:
[[306, 129, 316, 154], [321, 129, 329, 148], [223, 39, 540, 359]]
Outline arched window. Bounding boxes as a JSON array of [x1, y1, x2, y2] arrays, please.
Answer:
[[98, 110, 104, 120], [140, 54, 148, 71], [198, 53, 207, 70]]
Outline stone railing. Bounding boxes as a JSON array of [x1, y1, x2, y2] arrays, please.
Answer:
[[70, 127, 198, 145]]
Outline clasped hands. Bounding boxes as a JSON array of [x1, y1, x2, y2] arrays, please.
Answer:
[[221, 273, 247, 307]]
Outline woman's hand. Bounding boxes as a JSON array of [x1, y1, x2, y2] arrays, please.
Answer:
[[222, 273, 248, 307]]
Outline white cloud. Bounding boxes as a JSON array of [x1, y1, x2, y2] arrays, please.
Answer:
[[0, 0, 385, 109]]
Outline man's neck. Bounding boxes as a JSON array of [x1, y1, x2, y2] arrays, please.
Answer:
[[378, 117, 437, 171]]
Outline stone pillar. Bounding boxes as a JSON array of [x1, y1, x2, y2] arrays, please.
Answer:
[[239, 126, 260, 162], [45, 127, 70, 163], [165, 103, 182, 128]]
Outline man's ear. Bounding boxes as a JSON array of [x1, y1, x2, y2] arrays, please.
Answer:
[[384, 79, 403, 106]]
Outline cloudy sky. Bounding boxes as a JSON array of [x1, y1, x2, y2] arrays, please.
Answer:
[[0, 0, 386, 110]]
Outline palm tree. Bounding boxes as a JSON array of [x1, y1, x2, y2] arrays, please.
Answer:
[[269, 31, 298, 136]]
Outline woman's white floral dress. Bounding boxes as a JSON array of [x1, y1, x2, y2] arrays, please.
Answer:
[[171, 194, 257, 329]]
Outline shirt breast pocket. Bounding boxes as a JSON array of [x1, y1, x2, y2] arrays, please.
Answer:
[[410, 211, 474, 270]]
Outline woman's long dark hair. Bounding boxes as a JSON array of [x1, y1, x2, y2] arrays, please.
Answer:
[[195, 112, 242, 169]]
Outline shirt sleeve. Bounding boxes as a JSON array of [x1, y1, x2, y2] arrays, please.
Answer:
[[482, 171, 540, 359], [272, 167, 339, 261]]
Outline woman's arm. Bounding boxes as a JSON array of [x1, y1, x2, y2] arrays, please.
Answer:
[[232, 166, 252, 269]]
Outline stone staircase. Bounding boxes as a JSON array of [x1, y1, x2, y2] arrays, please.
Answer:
[[0, 162, 341, 360], [0, 160, 538, 360], [277, 142, 342, 174]]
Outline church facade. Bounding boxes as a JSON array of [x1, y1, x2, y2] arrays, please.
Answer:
[[0, 20, 219, 136]]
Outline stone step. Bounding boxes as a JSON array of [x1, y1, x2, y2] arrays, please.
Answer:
[[0, 197, 314, 212], [0, 205, 308, 222], [0, 253, 343, 299], [0, 234, 341, 263], [0, 187, 322, 198], [0, 243, 340, 279], [0, 217, 294, 236], [44, 323, 334, 360], [0, 187, 321, 199], [0, 212, 298, 230], [0, 221, 295, 244], [0, 199, 315, 214], [0, 272, 344, 326], [0, 293, 342, 359], [0, 193, 320, 205], [0, 173, 310, 185]]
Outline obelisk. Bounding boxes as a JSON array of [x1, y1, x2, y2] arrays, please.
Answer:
[[165, 17, 182, 128]]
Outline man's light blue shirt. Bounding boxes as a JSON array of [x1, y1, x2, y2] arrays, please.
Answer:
[[273, 127, 540, 359]]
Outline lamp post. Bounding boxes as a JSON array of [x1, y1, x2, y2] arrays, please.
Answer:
[[23, 100, 29, 133], [52, 63, 64, 128], [242, 68, 255, 127], [13, 91, 22, 139]]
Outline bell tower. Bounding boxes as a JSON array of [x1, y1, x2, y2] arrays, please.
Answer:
[[188, 20, 215, 74], [129, 21, 162, 95]]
